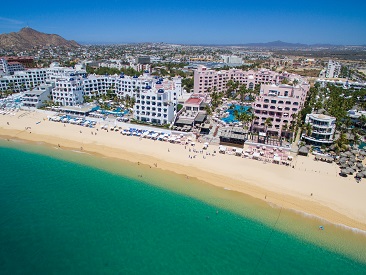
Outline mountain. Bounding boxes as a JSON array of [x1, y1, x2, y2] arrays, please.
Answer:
[[241, 40, 308, 48], [0, 27, 80, 51]]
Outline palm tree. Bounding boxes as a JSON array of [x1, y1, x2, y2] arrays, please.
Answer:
[[264, 117, 272, 133], [334, 132, 348, 153], [205, 105, 213, 116], [305, 123, 312, 137]]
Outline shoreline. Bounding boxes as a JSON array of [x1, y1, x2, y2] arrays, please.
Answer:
[[1, 110, 366, 232]]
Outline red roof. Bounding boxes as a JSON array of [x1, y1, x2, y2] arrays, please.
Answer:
[[185, 97, 203, 105]]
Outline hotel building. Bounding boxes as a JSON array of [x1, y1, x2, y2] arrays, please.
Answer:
[[51, 77, 84, 106], [251, 83, 310, 136], [22, 84, 53, 108], [302, 113, 336, 145], [193, 65, 292, 93], [0, 69, 47, 92]]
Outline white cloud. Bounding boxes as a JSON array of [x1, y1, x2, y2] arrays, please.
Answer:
[[0, 17, 24, 25]]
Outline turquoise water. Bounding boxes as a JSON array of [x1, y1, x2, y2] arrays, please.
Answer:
[[0, 142, 366, 274], [221, 105, 250, 123]]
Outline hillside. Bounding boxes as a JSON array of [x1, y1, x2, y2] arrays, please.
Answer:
[[0, 27, 80, 51]]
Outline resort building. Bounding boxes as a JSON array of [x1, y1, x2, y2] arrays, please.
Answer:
[[0, 58, 25, 75], [173, 93, 209, 130], [82, 75, 117, 97], [193, 65, 296, 93], [302, 113, 336, 145], [221, 55, 243, 65], [0, 56, 34, 68], [316, 79, 366, 90], [46, 62, 87, 81], [134, 86, 175, 125], [52, 77, 84, 106], [0, 68, 47, 93], [22, 84, 53, 108], [325, 60, 341, 78], [251, 83, 310, 136]]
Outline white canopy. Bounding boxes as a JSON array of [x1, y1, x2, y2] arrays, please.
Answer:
[[253, 152, 260, 158], [236, 149, 243, 155], [274, 156, 281, 162]]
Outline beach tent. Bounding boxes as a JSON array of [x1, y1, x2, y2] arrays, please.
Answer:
[[219, 145, 226, 153], [273, 156, 281, 163], [253, 152, 260, 159]]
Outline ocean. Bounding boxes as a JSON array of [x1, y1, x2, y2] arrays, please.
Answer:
[[0, 139, 366, 274]]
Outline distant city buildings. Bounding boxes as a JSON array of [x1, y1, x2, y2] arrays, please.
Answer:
[[221, 55, 243, 65]]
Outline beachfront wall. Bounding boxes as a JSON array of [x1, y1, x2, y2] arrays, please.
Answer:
[[193, 65, 296, 93], [303, 113, 336, 145], [251, 83, 309, 136]]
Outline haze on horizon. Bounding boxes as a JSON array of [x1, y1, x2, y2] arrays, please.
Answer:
[[1, 0, 366, 45]]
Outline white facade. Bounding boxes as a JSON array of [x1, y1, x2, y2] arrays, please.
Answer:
[[82, 75, 117, 97], [325, 60, 341, 78], [221, 55, 243, 64], [0, 69, 47, 92], [52, 77, 84, 106], [0, 58, 25, 75], [303, 113, 336, 145], [22, 84, 53, 108], [134, 87, 175, 125]]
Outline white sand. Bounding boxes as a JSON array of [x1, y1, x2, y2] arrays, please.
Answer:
[[1, 110, 366, 230]]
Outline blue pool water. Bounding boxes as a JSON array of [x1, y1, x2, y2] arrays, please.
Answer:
[[221, 105, 250, 123]]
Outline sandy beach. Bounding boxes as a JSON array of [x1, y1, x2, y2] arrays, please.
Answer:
[[1, 110, 366, 231]]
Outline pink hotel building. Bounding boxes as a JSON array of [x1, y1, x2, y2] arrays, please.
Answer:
[[193, 65, 310, 136], [251, 83, 309, 136], [194, 65, 290, 93]]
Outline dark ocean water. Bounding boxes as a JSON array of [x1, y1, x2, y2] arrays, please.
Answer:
[[0, 142, 366, 274]]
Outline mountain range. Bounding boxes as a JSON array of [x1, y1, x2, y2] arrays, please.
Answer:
[[0, 27, 80, 51]]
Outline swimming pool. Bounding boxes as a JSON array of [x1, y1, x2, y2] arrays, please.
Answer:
[[221, 105, 250, 123]]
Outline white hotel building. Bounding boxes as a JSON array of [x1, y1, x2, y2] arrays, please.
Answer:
[[302, 113, 336, 145], [115, 73, 182, 125], [0, 69, 47, 92], [51, 77, 84, 106]]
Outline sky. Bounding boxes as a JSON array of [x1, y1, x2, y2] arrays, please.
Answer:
[[1, 0, 366, 45]]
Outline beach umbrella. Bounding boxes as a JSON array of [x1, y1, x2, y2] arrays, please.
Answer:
[[347, 168, 354, 175], [362, 171, 366, 178], [357, 163, 364, 169], [351, 149, 359, 154], [356, 172, 363, 179], [340, 169, 348, 177], [360, 150, 366, 156]]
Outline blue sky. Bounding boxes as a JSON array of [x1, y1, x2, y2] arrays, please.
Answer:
[[1, 0, 366, 45]]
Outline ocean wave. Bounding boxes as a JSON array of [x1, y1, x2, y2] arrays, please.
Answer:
[[289, 208, 366, 236]]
